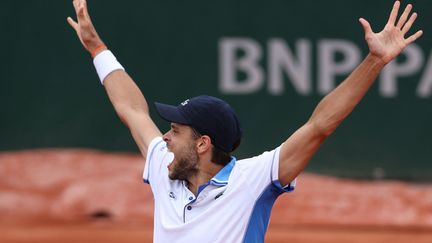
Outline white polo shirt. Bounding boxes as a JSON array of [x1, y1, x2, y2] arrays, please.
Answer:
[[143, 137, 296, 243]]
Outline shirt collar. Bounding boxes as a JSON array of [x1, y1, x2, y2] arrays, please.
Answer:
[[210, 157, 236, 186]]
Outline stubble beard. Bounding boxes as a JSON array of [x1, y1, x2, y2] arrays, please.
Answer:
[[168, 143, 199, 181]]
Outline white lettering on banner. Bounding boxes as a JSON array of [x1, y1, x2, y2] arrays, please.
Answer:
[[218, 37, 431, 98], [219, 38, 264, 94], [380, 45, 423, 97], [268, 39, 312, 95], [318, 39, 361, 95], [417, 51, 432, 98]]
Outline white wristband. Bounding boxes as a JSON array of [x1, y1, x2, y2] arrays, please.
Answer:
[[93, 50, 125, 85]]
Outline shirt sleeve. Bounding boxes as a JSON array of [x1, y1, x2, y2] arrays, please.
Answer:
[[142, 137, 174, 187], [239, 146, 296, 197], [270, 146, 296, 192]]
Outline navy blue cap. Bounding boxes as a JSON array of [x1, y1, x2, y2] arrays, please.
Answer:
[[154, 95, 242, 153]]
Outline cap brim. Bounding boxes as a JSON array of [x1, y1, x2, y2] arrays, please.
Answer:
[[154, 102, 189, 124]]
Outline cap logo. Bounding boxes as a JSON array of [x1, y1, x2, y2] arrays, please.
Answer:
[[181, 99, 190, 106]]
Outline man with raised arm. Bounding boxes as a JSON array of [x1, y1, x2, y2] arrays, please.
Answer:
[[68, 1, 422, 242]]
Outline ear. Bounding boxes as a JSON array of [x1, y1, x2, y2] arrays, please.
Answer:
[[196, 135, 212, 154]]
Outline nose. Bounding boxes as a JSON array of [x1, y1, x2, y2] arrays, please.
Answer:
[[163, 131, 170, 142]]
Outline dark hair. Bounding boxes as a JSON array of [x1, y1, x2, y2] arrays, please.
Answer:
[[211, 146, 232, 166], [191, 127, 239, 166]]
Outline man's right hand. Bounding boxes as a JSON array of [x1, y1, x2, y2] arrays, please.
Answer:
[[67, 0, 106, 56]]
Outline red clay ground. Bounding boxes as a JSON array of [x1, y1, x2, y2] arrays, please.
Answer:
[[1, 149, 432, 243], [2, 222, 432, 243]]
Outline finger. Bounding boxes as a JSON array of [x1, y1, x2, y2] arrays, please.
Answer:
[[405, 30, 423, 45], [396, 4, 412, 29], [72, 0, 80, 13], [81, 0, 91, 19], [387, 1, 400, 26], [76, 0, 86, 20], [67, 17, 79, 31], [402, 12, 418, 34], [359, 18, 373, 36]]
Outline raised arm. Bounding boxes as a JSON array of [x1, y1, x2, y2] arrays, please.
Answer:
[[278, 1, 423, 186], [67, 0, 161, 159]]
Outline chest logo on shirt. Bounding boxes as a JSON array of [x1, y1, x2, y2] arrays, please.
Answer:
[[214, 192, 224, 200], [169, 192, 176, 199]]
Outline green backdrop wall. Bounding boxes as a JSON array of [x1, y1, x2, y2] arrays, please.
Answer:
[[1, 0, 431, 180]]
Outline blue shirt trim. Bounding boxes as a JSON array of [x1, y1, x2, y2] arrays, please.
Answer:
[[182, 157, 236, 223], [242, 182, 285, 243], [210, 157, 236, 186]]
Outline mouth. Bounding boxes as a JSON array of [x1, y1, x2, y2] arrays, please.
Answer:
[[166, 152, 175, 171], [168, 159, 174, 171]]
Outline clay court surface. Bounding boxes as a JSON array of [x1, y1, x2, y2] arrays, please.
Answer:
[[2, 222, 432, 243], [1, 149, 432, 243]]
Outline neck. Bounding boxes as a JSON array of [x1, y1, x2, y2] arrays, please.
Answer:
[[187, 160, 223, 195]]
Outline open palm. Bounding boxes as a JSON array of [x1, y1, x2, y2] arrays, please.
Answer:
[[359, 1, 423, 64], [67, 0, 104, 55]]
